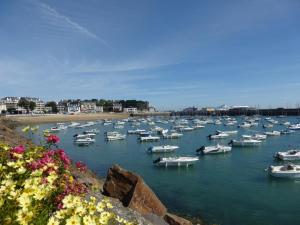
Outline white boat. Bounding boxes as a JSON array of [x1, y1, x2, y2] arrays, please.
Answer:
[[127, 129, 146, 134], [74, 133, 96, 139], [216, 130, 238, 135], [239, 122, 252, 128], [229, 139, 261, 147], [84, 129, 100, 134], [281, 129, 295, 135], [268, 164, 300, 178], [68, 122, 81, 127], [74, 137, 95, 145], [264, 131, 281, 136], [289, 124, 300, 130], [178, 127, 194, 132], [263, 124, 273, 128], [162, 132, 183, 139], [139, 135, 160, 142], [193, 124, 205, 129], [106, 133, 126, 141], [208, 133, 229, 140], [196, 144, 231, 154], [242, 134, 267, 140], [274, 150, 300, 161], [50, 125, 67, 132], [153, 156, 199, 167], [148, 145, 179, 153], [114, 125, 124, 129], [103, 122, 112, 126]]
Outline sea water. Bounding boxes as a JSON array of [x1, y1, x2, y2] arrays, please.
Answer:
[[24, 116, 300, 225]]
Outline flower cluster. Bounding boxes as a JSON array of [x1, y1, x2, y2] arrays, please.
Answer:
[[47, 134, 60, 144], [75, 161, 87, 172], [0, 128, 135, 225]]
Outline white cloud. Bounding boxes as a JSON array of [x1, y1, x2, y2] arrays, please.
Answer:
[[30, 0, 108, 46]]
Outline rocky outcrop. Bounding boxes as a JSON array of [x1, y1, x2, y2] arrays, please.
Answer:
[[164, 213, 193, 225], [103, 165, 167, 216], [103, 165, 195, 225]]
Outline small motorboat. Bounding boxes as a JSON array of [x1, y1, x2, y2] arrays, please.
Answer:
[[263, 124, 273, 128], [267, 164, 300, 178], [127, 129, 146, 134], [216, 130, 238, 135], [264, 131, 281, 136], [106, 133, 126, 141], [83, 129, 100, 134], [73, 133, 96, 139], [153, 156, 199, 167], [74, 137, 95, 145], [162, 132, 183, 139], [281, 129, 295, 135], [208, 133, 229, 140], [274, 150, 300, 161], [196, 144, 232, 154], [228, 139, 261, 147], [148, 145, 179, 153]]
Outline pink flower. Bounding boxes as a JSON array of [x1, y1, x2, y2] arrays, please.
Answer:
[[75, 161, 87, 172], [11, 145, 25, 154], [47, 134, 60, 144]]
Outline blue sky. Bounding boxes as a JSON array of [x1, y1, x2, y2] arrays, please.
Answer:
[[1, 0, 300, 110]]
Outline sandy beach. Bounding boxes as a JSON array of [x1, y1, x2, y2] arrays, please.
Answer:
[[5, 113, 131, 125]]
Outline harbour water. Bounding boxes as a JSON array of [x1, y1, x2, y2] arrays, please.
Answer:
[[24, 116, 300, 225]]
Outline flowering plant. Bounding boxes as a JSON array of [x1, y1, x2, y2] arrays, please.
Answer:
[[0, 127, 134, 225]]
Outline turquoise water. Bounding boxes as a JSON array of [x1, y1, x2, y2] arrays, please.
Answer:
[[24, 117, 300, 225]]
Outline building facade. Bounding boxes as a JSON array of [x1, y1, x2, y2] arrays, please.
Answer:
[[123, 107, 138, 114]]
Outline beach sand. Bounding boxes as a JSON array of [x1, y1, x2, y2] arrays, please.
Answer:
[[6, 113, 130, 125]]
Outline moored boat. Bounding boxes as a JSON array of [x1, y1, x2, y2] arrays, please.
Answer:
[[267, 164, 300, 178], [274, 150, 300, 161], [153, 156, 199, 167], [196, 144, 232, 154], [148, 145, 179, 153], [229, 139, 261, 147]]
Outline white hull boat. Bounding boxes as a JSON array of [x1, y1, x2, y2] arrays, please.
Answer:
[[208, 133, 229, 140], [74, 137, 95, 145], [268, 164, 300, 178], [162, 133, 183, 139], [153, 156, 199, 167], [148, 145, 179, 153], [197, 144, 232, 154], [264, 131, 281, 136], [274, 150, 300, 161], [229, 139, 261, 147], [139, 136, 160, 142], [106, 134, 126, 141]]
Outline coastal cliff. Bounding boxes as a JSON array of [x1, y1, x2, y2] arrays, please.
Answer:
[[0, 117, 200, 225]]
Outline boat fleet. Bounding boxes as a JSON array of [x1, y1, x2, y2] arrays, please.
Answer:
[[45, 116, 300, 175]]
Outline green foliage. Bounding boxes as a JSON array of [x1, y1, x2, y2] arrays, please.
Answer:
[[45, 102, 58, 113]]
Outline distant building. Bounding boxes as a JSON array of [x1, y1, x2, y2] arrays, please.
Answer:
[[217, 104, 230, 111], [57, 102, 67, 113], [113, 102, 123, 112], [44, 106, 52, 113], [95, 106, 103, 113], [123, 107, 138, 114], [67, 103, 81, 114], [231, 106, 250, 109], [148, 106, 156, 112], [1, 97, 20, 110], [81, 102, 97, 113], [0, 101, 7, 113], [32, 100, 45, 114], [182, 107, 198, 113]]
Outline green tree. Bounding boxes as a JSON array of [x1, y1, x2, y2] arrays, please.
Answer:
[[29, 101, 36, 111], [18, 98, 30, 113], [45, 101, 58, 113]]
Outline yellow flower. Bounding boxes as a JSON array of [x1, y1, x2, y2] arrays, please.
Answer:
[[83, 215, 96, 225], [65, 215, 81, 225], [47, 216, 60, 225], [17, 166, 27, 174], [62, 195, 75, 209]]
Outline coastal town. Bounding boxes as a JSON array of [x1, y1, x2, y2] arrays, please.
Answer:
[[0, 97, 157, 115]]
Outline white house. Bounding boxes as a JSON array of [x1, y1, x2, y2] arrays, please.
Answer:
[[123, 107, 138, 114], [0, 102, 7, 113], [67, 103, 81, 114]]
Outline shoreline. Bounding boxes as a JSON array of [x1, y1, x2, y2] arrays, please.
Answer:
[[5, 112, 171, 125], [5, 113, 130, 125]]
